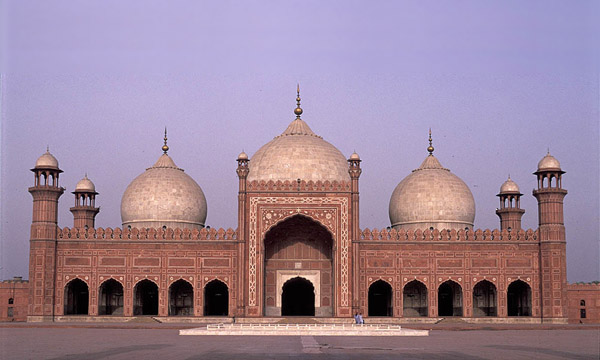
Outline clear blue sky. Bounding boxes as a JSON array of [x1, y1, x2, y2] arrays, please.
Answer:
[[1, 1, 598, 282]]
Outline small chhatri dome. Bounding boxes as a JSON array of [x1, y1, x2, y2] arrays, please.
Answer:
[[120, 136, 207, 230], [537, 151, 561, 171], [35, 147, 60, 169], [349, 151, 360, 161], [247, 87, 350, 183], [389, 132, 475, 231], [237, 151, 248, 161], [499, 175, 520, 194], [75, 174, 96, 193]]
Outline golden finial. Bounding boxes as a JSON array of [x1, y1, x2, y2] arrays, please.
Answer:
[[427, 128, 435, 155], [162, 127, 169, 154], [294, 84, 303, 119]]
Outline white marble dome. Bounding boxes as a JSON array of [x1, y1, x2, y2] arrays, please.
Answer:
[[121, 153, 207, 230], [247, 117, 350, 183], [389, 154, 475, 231], [537, 152, 561, 171], [75, 175, 96, 193], [35, 150, 59, 169]]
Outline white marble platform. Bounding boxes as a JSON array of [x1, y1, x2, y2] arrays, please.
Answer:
[[179, 323, 429, 336]]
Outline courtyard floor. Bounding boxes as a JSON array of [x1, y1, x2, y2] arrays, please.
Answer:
[[0, 322, 598, 359]]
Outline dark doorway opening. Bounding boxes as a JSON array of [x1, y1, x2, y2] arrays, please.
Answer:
[[204, 280, 228, 316], [473, 280, 497, 317], [281, 277, 315, 316], [134, 280, 158, 315], [64, 278, 89, 315], [169, 279, 194, 316], [507, 280, 531, 316], [438, 280, 463, 316], [368, 280, 393, 316], [98, 279, 123, 315], [403, 280, 428, 317]]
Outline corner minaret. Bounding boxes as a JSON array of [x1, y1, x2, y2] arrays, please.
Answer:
[[70, 174, 99, 229], [532, 151, 568, 322], [28, 148, 65, 321], [496, 176, 525, 231]]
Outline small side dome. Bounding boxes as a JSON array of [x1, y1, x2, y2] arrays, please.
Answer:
[[537, 151, 561, 171], [75, 175, 96, 193], [35, 149, 59, 169], [349, 152, 360, 161], [237, 151, 248, 161], [499, 176, 520, 194]]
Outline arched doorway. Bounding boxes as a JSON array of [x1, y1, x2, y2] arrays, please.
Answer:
[[507, 280, 531, 316], [281, 277, 315, 316], [204, 280, 228, 316], [368, 280, 392, 316], [64, 278, 89, 315], [133, 279, 158, 315], [438, 280, 463, 316], [403, 280, 428, 317], [98, 279, 123, 315], [169, 279, 194, 316], [473, 280, 497, 317], [264, 215, 333, 317]]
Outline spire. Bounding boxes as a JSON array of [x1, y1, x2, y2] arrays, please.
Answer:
[[162, 127, 169, 154], [294, 84, 303, 119], [46, 145, 50, 152], [427, 128, 435, 156]]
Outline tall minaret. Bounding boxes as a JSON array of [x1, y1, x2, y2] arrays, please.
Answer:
[[495, 176, 525, 231], [28, 148, 65, 321], [348, 150, 362, 313], [70, 174, 99, 229], [236, 149, 249, 317], [532, 151, 568, 321]]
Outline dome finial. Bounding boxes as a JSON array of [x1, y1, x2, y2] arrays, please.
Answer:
[[162, 127, 169, 154], [46, 145, 50, 152], [294, 84, 303, 119], [427, 128, 435, 155]]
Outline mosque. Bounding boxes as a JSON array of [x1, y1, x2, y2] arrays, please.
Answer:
[[12, 89, 598, 324]]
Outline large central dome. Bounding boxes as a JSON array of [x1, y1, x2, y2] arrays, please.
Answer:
[[247, 91, 350, 183]]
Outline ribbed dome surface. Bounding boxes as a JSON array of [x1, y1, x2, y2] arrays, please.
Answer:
[[389, 154, 475, 231], [537, 152, 561, 171], [120, 154, 207, 230], [247, 118, 350, 182], [499, 177, 520, 193], [35, 150, 59, 169], [75, 175, 96, 192]]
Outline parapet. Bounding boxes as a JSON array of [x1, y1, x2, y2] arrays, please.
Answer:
[[247, 179, 351, 192], [57, 226, 238, 241], [359, 228, 538, 242]]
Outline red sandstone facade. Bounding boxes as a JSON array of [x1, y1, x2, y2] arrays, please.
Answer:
[[0, 278, 29, 322]]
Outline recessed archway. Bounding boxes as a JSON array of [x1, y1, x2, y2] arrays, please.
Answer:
[[368, 280, 392, 316], [281, 277, 315, 316], [438, 280, 463, 317], [64, 278, 89, 315], [264, 215, 333, 317], [473, 280, 497, 317], [133, 279, 158, 316], [169, 279, 194, 316], [98, 279, 123, 315], [507, 280, 531, 316], [403, 280, 428, 317], [204, 280, 228, 316]]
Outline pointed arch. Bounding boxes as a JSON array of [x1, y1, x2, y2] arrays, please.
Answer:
[[507, 280, 531, 316], [473, 280, 497, 317], [204, 279, 228, 316], [133, 279, 159, 315], [98, 278, 123, 315], [368, 279, 393, 316], [169, 279, 194, 316], [438, 280, 463, 316], [403, 280, 428, 317], [64, 278, 89, 315], [281, 276, 315, 316]]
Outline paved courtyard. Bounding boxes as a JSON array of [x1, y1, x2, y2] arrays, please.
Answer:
[[0, 324, 598, 359]]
